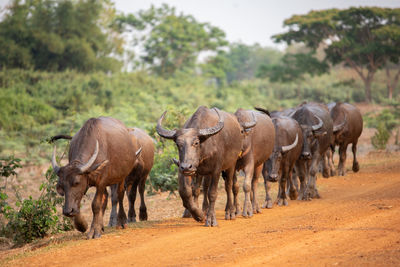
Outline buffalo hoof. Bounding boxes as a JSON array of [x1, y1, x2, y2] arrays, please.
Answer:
[[242, 201, 253, 217], [277, 198, 288, 206], [87, 227, 101, 239], [338, 168, 346, 176], [322, 169, 330, 178], [353, 162, 360, 172], [139, 209, 148, 221], [108, 216, 117, 227], [234, 204, 241, 215], [289, 190, 298, 200], [262, 200, 273, 209], [225, 210, 236, 220], [116, 223, 127, 229], [253, 203, 261, 214], [205, 213, 218, 227], [128, 217, 136, 223], [330, 169, 336, 176], [182, 209, 192, 218]]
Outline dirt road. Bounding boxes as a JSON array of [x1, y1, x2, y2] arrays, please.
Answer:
[[4, 152, 400, 266]]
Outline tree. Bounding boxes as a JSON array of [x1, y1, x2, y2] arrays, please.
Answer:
[[257, 52, 328, 82], [118, 4, 227, 77], [0, 0, 123, 72], [202, 43, 283, 85], [272, 7, 400, 102]]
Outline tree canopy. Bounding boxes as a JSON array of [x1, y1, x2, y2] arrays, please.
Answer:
[[0, 0, 123, 72], [269, 7, 400, 102], [117, 4, 228, 77]]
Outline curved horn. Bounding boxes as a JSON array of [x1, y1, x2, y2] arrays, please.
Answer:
[[79, 140, 99, 173], [333, 114, 347, 133], [198, 108, 224, 137], [242, 112, 257, 130], [52, 145, 61, 174], [156, 111, 177, 139], [312, 115, 323, 131], [282, 134, 299, 153], [135, 147, 142, 157], [171, 158, 180, 166]]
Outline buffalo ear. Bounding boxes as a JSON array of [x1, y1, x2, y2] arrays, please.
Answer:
[[56, 182, 64, 196], [87, 160, 109, 176]]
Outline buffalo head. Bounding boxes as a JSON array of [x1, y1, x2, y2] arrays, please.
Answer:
[[52, 140, 107, 217], [267, 134, 298, 182], [298, 115, 325, 160], [156, 108, 224, 176]]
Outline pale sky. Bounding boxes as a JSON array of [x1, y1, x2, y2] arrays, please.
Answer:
[[1, 0, 399, 48]]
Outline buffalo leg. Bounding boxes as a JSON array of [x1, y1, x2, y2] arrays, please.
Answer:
[[87, 185, 106, 239], [277, 166, 289, 206], [183, 175, 202, 218], [262, 163, 273, 209], [108, 184, 118, 227], [287, 170, 298, 200], [224, 168, 236, 220], [307, 153, 321, 199], [252, 164, 263, 213], [127, 179, 139, 222], [322, 150, 332, 178], [338, 143, 348, 176], [101, 188, 108, 231], [242, 160, 255, 217], [138, 173, 148, 221], [232, 172, 240, 215], [205, 171, 221, 227], [352, 141, 360, 172], [116, 181, 127, 228], [178, 174, 204, 222], [202, 176, 210, 215], [295, 160, 308, 200]]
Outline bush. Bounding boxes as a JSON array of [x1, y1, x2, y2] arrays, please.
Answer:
[[1, 164, 72, 245], [371, 122, 391, 150]]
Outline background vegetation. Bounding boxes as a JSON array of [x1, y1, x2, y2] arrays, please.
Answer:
[[0, 0, 399, 244]]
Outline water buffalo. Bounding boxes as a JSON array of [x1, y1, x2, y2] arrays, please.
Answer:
[[109, 128, 155, 226], [328, 102, 363, 176], [263, 115, 303, 208], [234, 108, 275, 216], [52, 117, 141, 238], [290, 103, 333, 200], [156, 106, 244, 226]]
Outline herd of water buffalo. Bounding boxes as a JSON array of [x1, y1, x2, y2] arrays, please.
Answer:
[[50, 101, 363, 239]]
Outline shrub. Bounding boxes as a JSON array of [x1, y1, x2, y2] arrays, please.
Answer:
[[1, 163, 72, 245], [371, 122, 391, 150]]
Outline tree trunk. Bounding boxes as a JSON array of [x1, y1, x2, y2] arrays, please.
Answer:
[[364, 79, 372, 103], [386, 66, 393, 100]]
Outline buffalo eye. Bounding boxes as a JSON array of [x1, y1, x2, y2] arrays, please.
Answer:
[[193, 140, 200, 147], [72, 177, 80, 187]]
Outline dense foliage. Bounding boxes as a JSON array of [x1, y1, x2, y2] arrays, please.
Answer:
[[0, 0, 123, 72], [268, 7, 400, 102]]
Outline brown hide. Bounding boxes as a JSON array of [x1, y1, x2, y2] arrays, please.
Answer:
[[263, 116, 303, 208], [329, 102, 363, 175], [54, 117, 139, 239], [157, 106, 243, 226], [109, 128, 155, 226], [234, 109, 275, 216]]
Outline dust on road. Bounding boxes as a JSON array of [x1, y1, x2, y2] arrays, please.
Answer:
[[4, 152, 400, 266]]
